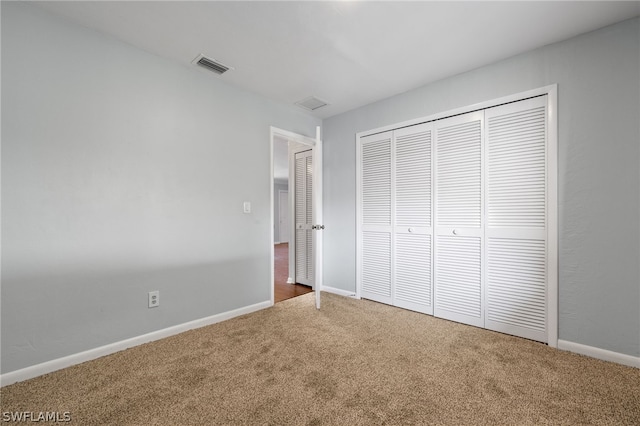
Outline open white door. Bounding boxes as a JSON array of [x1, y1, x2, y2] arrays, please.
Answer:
[[313, 126, 323, 309]]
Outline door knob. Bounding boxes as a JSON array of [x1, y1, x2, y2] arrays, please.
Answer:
[[452, 229, 458, 235], [312, 225, 325, 230]]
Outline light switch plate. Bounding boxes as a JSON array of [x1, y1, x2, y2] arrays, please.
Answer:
[[243, 201, 251, 214]]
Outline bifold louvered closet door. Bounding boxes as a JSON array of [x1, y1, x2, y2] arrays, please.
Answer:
[[434, 111, 485, 328], [359, 124, 433, 314], [484, 96, 548, 342], [357, 95, 550, 343], [360, 131, 393, 304], [295, 150, 313, 286]]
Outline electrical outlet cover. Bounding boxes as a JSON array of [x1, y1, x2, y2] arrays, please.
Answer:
[[148, 291, 159, 308]]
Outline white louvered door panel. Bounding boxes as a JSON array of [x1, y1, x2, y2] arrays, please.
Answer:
[[294, 150, 313, 286], [435, 235, 482, 321], [359, 132, 393, 304], [486, 239, 546, 339], [434, 111, 485, 328], [362, 231, 392, 300], [305, 154, 314, 282], [485, 96, 548, 342], [393, 123, 433, 314], [395, 233, 431, 313]]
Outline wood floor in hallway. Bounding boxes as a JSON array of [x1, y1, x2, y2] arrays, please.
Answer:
[[274, 243, 312, 303]]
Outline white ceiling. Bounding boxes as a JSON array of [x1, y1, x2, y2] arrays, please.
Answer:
[[33, 1, 639, 119]]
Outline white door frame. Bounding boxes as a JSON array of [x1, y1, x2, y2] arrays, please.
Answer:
[[355, 85, 558, 347], [270, 126, 323, 308]]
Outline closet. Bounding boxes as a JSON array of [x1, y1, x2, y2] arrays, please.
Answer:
[[357, 94, 553, 343]]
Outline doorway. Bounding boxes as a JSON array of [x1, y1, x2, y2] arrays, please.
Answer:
[[270, 127, 321, 305]]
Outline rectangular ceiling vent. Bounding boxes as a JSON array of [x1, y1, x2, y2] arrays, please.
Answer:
[[296, 96, 329, 111], [192, 54, 232, 75]]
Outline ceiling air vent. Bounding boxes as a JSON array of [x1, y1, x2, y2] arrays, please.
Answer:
[[192, 54, 232, 75], [296, 96, 329, 111]]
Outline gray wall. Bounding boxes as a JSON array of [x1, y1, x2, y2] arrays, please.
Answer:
[[1, 2, 320, 373], [274, 182, 288, 243], [323, 18, 640, 357]]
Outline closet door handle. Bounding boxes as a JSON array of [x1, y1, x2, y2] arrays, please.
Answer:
[[452, 229, 458, 235]]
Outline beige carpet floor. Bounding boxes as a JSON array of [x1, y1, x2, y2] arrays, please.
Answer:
[[1, 292, 639, 425]]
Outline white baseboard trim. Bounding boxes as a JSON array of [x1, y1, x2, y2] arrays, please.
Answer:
[[322, 286, 357, 298], [286, 277, 294, 284], [557, 339, 640, 368], [0, 300, 272, 387]]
